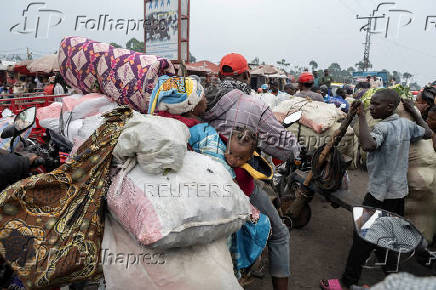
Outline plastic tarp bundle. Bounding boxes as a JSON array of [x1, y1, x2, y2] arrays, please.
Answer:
[[353, 103, 436, 241], [102, 215, 242, 290], [36, 102, 63, 132], [274, 97, 347, 133], [107, 150, 251, 249], [58, 36, 175, 113], [112, 112, 190, 175], [61, 93, 118, 126], [254, 93, 291, 109]]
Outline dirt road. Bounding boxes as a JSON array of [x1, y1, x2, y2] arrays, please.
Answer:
[[247, 169, 375, 289]]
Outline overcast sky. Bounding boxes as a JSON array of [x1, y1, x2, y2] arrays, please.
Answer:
[[2, 0, 436, 85]]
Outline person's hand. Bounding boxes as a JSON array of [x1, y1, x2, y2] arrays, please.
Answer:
[[273, 112, 286, 123], [22, 153, 38, 165], [432, 133, 436, 152], [351, 100, 364, 116], [401, 98, 416, 114]]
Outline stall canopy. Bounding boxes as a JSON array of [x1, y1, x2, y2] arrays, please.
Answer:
[[0, 60, 16, 71], [27, 54, 60, 73], [250, 65, 281, 76], [186, 61, 219, 74]]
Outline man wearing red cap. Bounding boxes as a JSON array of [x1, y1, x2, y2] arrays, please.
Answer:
[[294, 72, 324, 102], [204, 53, 299, 290]]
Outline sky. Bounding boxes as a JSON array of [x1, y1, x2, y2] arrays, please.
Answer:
[[2, 0, 436, 85]]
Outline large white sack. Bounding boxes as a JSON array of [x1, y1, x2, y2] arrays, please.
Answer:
[[254, 93, 290, 109], [107, 151, 251, 249], [61, 93, 118, 124], [64, 119, 83, 143], [102, 215, 242, 290], [66, 114, 105, 159], [36, 102, 62, 131], [113, 111, 190, 174], [274, 97, 346, 133], [75, 114, 105, 142]]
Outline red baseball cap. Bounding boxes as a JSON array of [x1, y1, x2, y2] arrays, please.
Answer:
[[219, 53, 250, 76], [298, 72, 314, 83]]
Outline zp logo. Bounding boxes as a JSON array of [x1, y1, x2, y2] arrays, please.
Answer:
[[9, 2, 64, 39]]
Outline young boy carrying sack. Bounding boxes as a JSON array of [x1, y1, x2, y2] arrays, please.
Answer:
[[355, 88, 433, 214], [322, 88, 433, 290]]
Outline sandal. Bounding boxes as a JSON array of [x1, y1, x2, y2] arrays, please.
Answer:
[[320, 279, 344, 290]]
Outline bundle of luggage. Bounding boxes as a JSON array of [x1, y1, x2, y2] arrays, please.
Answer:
[[0, 37, 264, 290], [273, 97, 358, 168]]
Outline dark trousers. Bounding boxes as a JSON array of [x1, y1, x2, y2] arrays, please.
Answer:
[[341, 193, 405, 287]]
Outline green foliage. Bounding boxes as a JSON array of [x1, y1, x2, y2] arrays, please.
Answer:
[[309, 60, 318, 71], [189, 52, 197, 63], [360, 84, 413, 110], [251, 57, 260, 65], [110, 42, 123, 48], [126, 38, 145, 52]]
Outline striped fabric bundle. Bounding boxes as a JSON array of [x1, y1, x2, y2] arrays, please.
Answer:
[[58, 36, 175, 113]]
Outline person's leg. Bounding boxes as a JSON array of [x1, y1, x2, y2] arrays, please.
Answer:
[[381, 198, 404, 217], [340, 193, 381, 287], [341, 229, 376, 287], [250, 184, 290, 290]]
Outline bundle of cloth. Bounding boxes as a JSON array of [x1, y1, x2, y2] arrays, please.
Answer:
[[36, 93, 121, 159], [58, 36, 175, 113], [353, 95, 436, 242], [102, 75, 270, 289], [273, 97, 358, 168], [0, 107, 133, 289], [273, 97, 347, 134], [254, 92, 292, 109]]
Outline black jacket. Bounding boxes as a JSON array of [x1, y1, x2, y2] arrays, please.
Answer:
[[0, 153, 30, 192]]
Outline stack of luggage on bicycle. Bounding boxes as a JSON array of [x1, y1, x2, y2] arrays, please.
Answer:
[[273, 97, 359, 168], [0, 37, 273, 290]]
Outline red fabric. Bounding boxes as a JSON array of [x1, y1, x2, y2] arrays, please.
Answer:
[[156, 111, 201, 128], [298, 72, 314, 83], [219, 53, 249, 76], [272, 157, 284, 166], [234, 167, 255, 197], [43, 84, 54, 95]]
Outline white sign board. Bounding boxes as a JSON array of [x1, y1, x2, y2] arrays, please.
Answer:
[[144, 0, 179, 60]]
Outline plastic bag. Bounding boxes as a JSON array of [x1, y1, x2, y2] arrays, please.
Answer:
[[36, 102, 63, 131], [113, 112, 190, 174], [102, 215, 242, 290], [107, 151, 251, 249], [274, 97, 346, 133]]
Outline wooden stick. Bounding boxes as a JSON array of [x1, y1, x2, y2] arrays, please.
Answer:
[[303, 101, 360, 187]]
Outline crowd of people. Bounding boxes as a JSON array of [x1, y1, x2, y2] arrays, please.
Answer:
[[0, 50, 435, 290], [0, 73, 71, 96]]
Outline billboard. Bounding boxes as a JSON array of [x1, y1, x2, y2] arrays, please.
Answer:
[[144, 0, 190, 61]]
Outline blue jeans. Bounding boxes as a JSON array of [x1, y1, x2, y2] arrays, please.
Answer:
[[250, 185, 290, 277]]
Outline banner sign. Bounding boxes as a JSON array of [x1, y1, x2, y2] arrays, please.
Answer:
[[144, 0, 190, 61]]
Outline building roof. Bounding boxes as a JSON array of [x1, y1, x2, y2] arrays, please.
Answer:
[[187, 61, 219, 73]]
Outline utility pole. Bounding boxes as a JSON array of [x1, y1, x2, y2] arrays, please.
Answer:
[[362, 18, 372, 72], [357, 3, 393, 71], [26, 47, 32, 60]]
